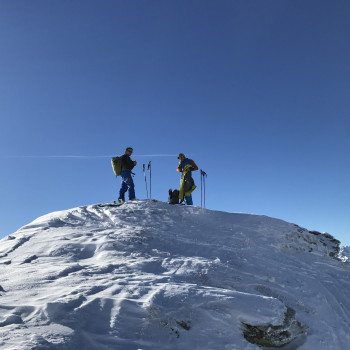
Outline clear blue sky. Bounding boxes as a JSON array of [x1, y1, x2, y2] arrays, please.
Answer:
[[1, 0, 349, 246]]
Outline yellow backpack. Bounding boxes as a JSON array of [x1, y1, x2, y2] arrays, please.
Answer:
[[179, 164, 197, 201]]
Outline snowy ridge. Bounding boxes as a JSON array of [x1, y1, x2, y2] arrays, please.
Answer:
[[0, 200, 349, 350], [342, 246, 350, 260]]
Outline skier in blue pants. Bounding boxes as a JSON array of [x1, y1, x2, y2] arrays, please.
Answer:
[[118, 147, 137, 203]]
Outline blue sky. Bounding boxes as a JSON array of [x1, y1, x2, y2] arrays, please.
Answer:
[[1, 0, 349, 245]]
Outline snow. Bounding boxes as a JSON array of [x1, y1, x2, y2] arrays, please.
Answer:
[[0, 200, 349, 350], [342, 246, 350, 260]]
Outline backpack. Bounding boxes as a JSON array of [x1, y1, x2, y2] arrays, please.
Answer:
[[183, 172, 195, 193], [179, 165, 196, 201], [111, 157, 122, 176], [168, 189, 180, 204]]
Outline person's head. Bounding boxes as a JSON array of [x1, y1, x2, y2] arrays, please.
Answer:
[[125, 147, 133, 155], [178, 153, 185, 162]]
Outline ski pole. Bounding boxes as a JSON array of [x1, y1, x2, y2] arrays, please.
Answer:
[[200, 170, 203, 208], [143, 164, 149, 199], [147, 161, 152, 199], [201, 170, 207, 208], [203, 174, 205, 209]]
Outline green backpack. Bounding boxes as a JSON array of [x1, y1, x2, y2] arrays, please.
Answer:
[[111, 157, 122, 176]]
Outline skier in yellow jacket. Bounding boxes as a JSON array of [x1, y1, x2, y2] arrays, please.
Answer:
[[177, 153, 198, 205]]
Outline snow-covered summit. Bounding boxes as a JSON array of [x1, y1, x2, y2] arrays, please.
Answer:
[[0, 200, 349, 350]]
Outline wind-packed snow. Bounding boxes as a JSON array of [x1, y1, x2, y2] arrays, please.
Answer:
[[0, 200, 349, 350], [342, 246, 350, 260]]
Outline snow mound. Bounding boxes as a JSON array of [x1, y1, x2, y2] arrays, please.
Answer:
[[0, 200, 349, 350], [342, 246, 350, 261]]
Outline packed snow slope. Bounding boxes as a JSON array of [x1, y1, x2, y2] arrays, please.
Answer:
[[0, 200, 349, 350]]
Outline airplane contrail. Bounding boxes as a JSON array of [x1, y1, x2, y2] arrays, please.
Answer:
[[2, 154, 178, 159]]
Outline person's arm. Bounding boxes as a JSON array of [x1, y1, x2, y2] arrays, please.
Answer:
[[129, 157, 136, 170], [190, 160, 198, 171]]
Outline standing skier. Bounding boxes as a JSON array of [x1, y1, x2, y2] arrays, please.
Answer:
[[118, 147, 137, 203], [177, 153, 198, 205]]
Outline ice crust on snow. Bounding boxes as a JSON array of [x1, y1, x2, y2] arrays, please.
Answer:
[[0, 200, 349, 350]]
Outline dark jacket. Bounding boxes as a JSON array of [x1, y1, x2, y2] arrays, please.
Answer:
[[120, 154, 135, 172]]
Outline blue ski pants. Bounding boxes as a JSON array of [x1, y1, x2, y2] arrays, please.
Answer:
[[119, 171, 135, 200], [184, 194, 193, 205]]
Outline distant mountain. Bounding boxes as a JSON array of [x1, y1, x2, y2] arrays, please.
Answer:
[[0, 200, 349, 350]]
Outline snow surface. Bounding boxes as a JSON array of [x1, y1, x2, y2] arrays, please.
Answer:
[[0, 200, 349, 350], [342, 246, 350, 260]]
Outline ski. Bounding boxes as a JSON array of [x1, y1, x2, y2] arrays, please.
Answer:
[[98, 202, 123, 208]]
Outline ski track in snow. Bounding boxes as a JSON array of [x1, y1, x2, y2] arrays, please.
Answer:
[[0, 200, 349, 350]]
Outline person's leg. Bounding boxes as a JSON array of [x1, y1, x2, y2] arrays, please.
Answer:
[[184, 194, 193, 205], [119, 171, 130, 201], [118, 179, 127, 202], [127, 176, 135, 200]]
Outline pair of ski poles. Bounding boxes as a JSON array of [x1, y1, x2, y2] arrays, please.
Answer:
[[200, 169, 207, 208], [143, 161, 152, 199]]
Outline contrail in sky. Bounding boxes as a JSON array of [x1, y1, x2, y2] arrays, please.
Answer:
[[2, 154, 177, 159]]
